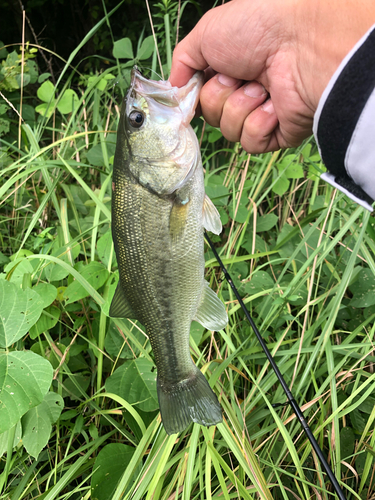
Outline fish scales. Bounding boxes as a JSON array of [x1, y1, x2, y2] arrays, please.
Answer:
[[110, 68, 228, 434]]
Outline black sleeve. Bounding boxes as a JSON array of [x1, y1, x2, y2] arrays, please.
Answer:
[[313, 25, 375, 212]]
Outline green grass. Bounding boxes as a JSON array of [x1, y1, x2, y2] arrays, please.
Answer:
[[0, 1, 374, 499]]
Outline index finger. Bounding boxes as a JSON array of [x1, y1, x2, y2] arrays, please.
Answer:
[[169, 24, 209, 87]]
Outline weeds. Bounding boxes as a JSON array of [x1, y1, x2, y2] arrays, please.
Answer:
[[0, 1, 374, 499]]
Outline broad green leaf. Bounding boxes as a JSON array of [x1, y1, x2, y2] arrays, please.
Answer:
[[301, 143, 311, 160], [208, 129, 222, 143], [57, 89, 79, 114], [113, 37, 133, 59], [15, 73, 30, 88], [277, 154, 304, 179], [97, 232, 115, 267], [29, 305, 60, 339], [0, 252, 10, 266], [31, 340, 69, 369], [190, 321, 204, 346], [340, 427, 355, 460], [243, 270, 274, 295], [35, 101, 55, 118], [349, 268, 375, 308], [350, 408, 366, 433], [87, 142, 116, 167], [88, 75, 107, 91], [230, 262, 249, 289], [21, 103, 35, 122], [308, 160, 325, 180], [9, 249, 34, 261], [358, 396, 375, 414], [278, 155, 304, 179], [43, 242, 81, 282], [32, 283, 57, 308], [285, 162, 304, 179], [37, 80, 55, 102], [0, 117, 10, 136], [255, 213, 278, 232], [91, 443, 140, 500], [272, 172, 289, 196], [136, 36, 155, 60], [44, 262, 70, 282], [0, 421, 22, 458], [65, 262, 109, 304], [0, 42, 8, 59], [105, 320, 143, 359], [228, 203, 249, 223], [205, 185, 230, 207], [38, 72, 51, 83], [27, 60, 38, 84], [0, 280, 44, 347], [22, 392, 64, 459], [217, 207, 228, 226], [88, 73, 116, 91], [241, 234, 268, 254], [62, 373, 90, 400], [105, 358, 158, 412], [4, 257, 34, 284], [102, 273, 119, 317], [300, 230, 320, 258], [0, 350, 53, 433]]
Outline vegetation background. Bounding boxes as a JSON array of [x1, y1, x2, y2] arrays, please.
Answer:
[[0, 1, 375, 499]]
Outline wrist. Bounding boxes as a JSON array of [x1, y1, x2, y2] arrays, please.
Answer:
[[295, 0, 375, 110]]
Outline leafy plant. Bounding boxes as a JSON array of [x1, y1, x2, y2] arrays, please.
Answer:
[[0, 1, 375, 499]]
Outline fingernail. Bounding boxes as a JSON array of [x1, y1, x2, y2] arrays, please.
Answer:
[[244, 81, 266, 98], [262, 99, 274, 114], [217, 74, 239, 87]]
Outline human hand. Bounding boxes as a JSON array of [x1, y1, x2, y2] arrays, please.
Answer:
[[169, 0, 374, 153]]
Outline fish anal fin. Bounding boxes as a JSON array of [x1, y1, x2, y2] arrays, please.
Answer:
[[157, 367, 222, 435], [203, 194, 222, 235], [194, 280, 228, 331], [109, 282, 137, 319]]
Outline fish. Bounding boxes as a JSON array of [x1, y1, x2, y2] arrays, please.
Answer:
[[109, 67, 228, 435]]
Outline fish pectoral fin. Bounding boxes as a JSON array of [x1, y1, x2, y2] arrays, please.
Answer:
[[109, 283, 137, 319], [203, 194, 222, 235], [194, 280, 228, 331], [169, 198, 189, 243]]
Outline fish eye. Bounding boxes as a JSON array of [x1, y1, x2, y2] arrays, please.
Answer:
[[129, 110, 145, 128]]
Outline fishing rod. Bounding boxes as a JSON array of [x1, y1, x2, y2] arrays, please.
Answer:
[[204, 231, 347, 500]]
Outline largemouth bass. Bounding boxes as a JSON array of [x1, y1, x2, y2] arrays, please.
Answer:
[[109, 68, 228, 435]]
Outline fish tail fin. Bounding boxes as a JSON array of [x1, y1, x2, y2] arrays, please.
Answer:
[[157, 368, 222, 435]]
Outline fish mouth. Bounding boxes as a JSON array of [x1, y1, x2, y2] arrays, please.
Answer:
[[130, 66, 179, 107], [130, 66, 203, 118]]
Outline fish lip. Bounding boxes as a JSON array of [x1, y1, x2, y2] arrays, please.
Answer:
[[130, 66, 152, 88], [130, 65, 203, 110]]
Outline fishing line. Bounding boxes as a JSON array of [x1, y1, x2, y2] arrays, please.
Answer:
[[204, 231, 347, 500]]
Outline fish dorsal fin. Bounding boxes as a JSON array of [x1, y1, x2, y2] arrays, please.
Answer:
[[203, 195, 222, 235], [109, 282, 137, 319], [194, 281, 228, 331]]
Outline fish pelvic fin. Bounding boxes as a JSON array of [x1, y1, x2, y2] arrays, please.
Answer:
[[109, 282, 137, 319], [157, 368, 222, 435]]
